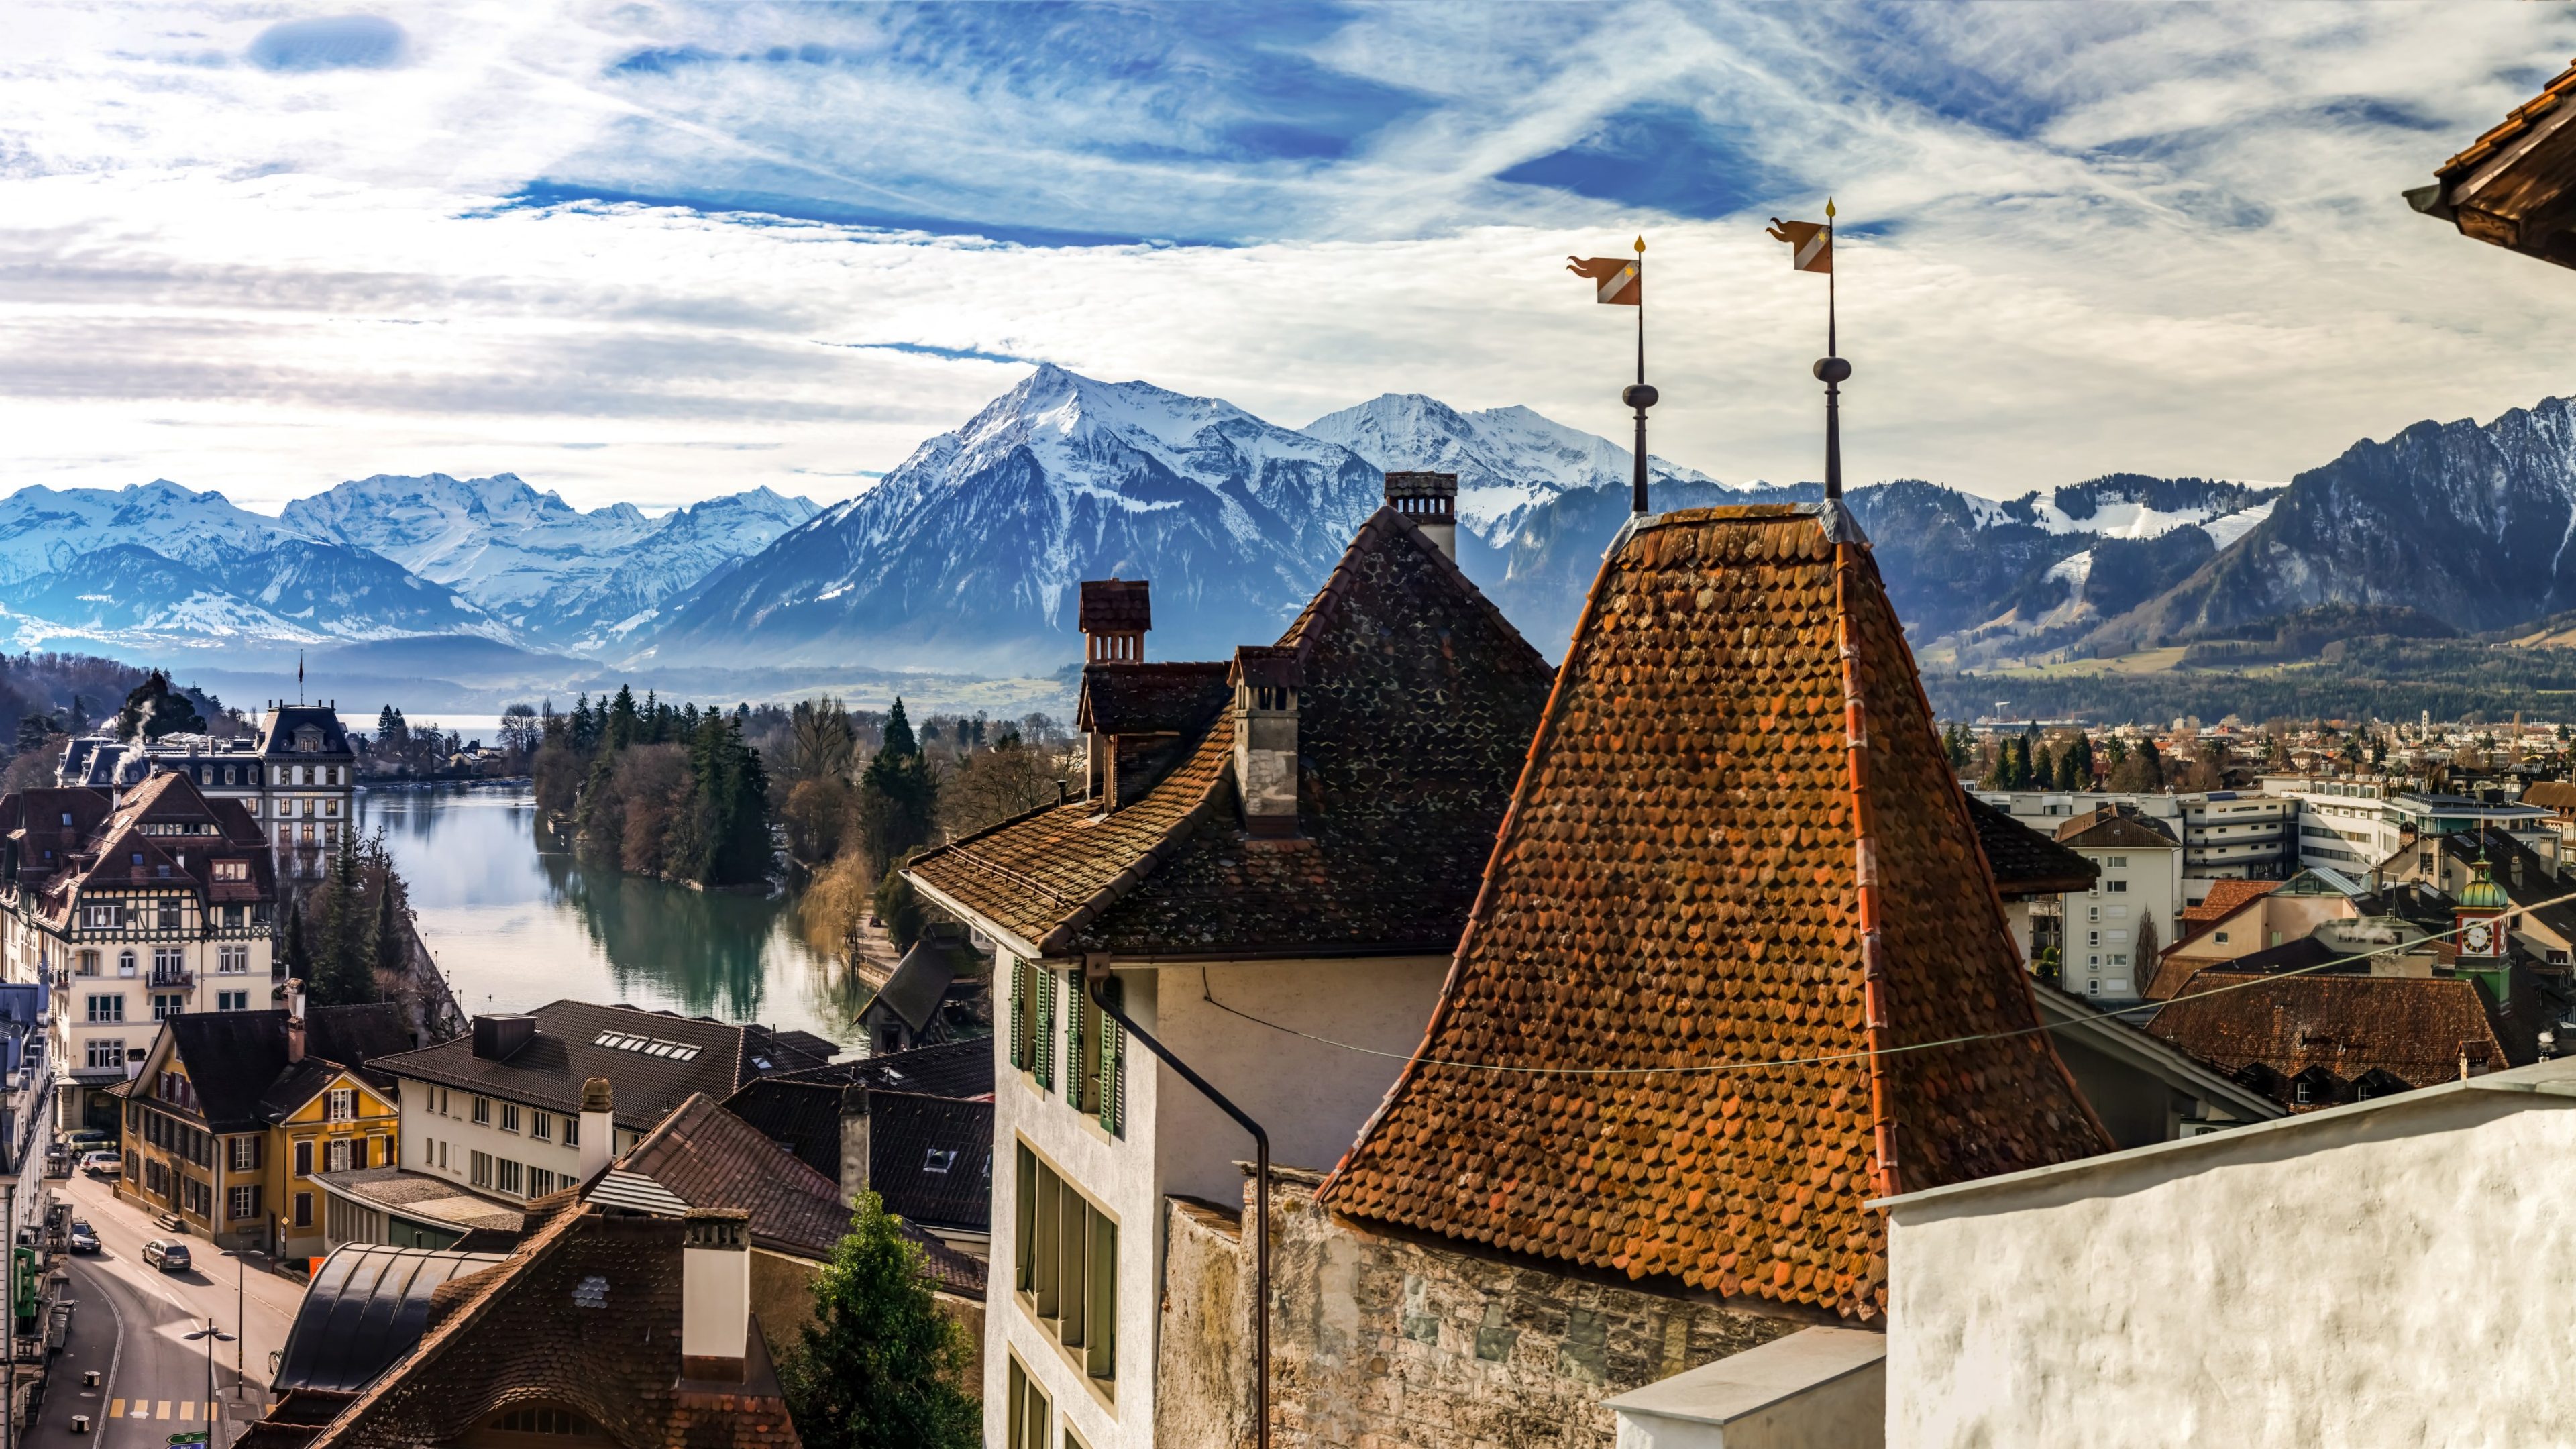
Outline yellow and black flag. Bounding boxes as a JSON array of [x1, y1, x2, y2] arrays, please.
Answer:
[[1566, 252, 1640, 305]]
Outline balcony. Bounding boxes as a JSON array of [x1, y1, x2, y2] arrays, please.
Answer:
[[148, 967, 193, 990]]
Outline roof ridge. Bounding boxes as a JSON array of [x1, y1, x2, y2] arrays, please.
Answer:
[[1281, 506, 1544, 670]]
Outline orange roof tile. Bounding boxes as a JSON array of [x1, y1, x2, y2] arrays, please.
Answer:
[[1315, 504, 2108, 1324], [2438, 59, 2576, 179], [2182, 878, 2279, 928]]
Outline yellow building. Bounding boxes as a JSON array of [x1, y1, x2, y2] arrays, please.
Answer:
[[117, 997, 414, 1256]]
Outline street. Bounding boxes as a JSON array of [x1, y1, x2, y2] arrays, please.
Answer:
[[19, 1173, 305, 1449]]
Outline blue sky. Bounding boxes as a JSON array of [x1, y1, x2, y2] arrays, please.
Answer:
[[4, 2, 2575, 511]]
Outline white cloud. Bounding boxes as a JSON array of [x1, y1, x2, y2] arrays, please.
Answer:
[[1, 0, 2573, 514]]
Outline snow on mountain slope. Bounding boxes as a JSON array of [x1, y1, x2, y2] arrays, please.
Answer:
[[0, 480, 307, 584], [1300, 392, 1724, 543], [644, 364, 1387, 672]]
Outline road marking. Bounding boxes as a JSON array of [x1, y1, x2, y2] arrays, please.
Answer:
[[158, 1399, 172, 1418], [181, 1400, 197, 1419], [108, 1399, 123, 1417]]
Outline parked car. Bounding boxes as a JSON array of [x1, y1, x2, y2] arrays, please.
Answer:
[[140, 1240, 190, 1273], [62, 1130, 108, 1151], [66, 1226, 98, 1255], [77, 1152, 118, 1179]]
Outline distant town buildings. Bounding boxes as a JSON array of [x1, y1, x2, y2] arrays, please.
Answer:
[[56, 702, 359, 881]]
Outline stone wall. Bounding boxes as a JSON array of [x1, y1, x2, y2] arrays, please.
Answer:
[[1161, 1171, 1806, 1449]]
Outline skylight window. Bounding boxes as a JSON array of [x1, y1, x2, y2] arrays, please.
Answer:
[[923, 1149, 957, 1174], [590, 1031, 698, 1061]]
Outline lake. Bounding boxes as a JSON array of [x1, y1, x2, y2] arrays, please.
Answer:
[[358, 784, 870, 1049]]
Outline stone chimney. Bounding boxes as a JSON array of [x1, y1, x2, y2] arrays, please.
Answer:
[[1079, 579, 1151, 663], [839, 1083, 871, 1207], [286, 983, 307, 1065], [578, 1077, 614, 1181], [1383, 471, 1458, 561], [680, 1208, 751, 1383], [1232, 646, 1301, 838]]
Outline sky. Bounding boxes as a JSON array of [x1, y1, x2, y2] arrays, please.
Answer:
[[5, 2, 2575, 515]]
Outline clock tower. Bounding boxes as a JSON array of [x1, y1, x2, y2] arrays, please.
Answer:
[[2453, 851, 2512, 1004]]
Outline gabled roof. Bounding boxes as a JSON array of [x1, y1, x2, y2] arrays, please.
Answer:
[[1316, 505, 2108, 1323], [1075, 663, 1231, 735], [156, 1004, 413, 1133], [2522, 779, 2576, 813], [910, 506, 1555, 959], [862, 928, 980, 1034], [0, 787, 113, 894], [1964, 796, 2097, 896], [2053, 805, 2178, 850], [11, 771, 278, 919], [863, 1090, 993, 1236], [2148, 971, 2526, 1106], [721, 1039, 995, 1182], [370, 1000, 830, 1129]]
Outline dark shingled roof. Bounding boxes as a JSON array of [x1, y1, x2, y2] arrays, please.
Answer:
[[162, 1004, 411, 1134], [910, 506, 1555, 959], [1075, 662, 1231, 736], [863, 1091, 993, 1237], [2054, 805, 2179, 850], [1316, 505, 2110, 1323], [1966, 796, 2098, 897], [1078, 578, 1152, 634], [861, 927, 981, 1035], [371, 1000, 831, 1130], [272, 1245, 511, 1393], [722, 1039, 995, 1183], [258, 705, 356, 760], [292, 1203, 801, 1449], [4, 772, 278, 935], [2149, 971, 2530, 1108]]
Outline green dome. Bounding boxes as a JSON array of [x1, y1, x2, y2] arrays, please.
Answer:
[[2459, 859, 2510, 910]]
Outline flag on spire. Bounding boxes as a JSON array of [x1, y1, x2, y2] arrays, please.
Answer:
[[1767, 217, 1831, 272], [1566, 253, 1641, 305]]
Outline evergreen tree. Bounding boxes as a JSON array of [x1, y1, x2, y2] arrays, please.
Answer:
[[373, 855, 407, 979], [114, 670, 205, 741], [606, 686, 641, 751], [779, 1192, 979, 1449], [312, 829, 374, 1006], [282, 900, 311, 981], [14, 714, 56, 755], [857, 700, 937, 881], [1941, 722, 1974, 772]]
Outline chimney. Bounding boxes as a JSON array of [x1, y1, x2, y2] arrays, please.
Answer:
[[1079, 579, 1151, 663], [286, 984, 307, 1065], [1232, 646, 1301, 838], [839, 1083, 872, 1206], [1383, 471, 1459, 561], [578, 1077, 614, 1181], [471, 1012, 536, 1061], [680, 1209, 751, 1383]]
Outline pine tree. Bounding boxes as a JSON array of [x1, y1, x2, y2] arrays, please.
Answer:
[[856, 700, 937, 879], [312, 829, 375, 1005], [779, 1192, 979, 1449], [282, 900, 311, 981], [373, 855, 407, 979]]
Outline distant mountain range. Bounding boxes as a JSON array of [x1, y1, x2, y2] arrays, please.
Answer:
[[21, 373, 2576, 711]]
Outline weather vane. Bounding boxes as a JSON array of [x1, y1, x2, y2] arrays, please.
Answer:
[[1566, 235, 1653, 515]]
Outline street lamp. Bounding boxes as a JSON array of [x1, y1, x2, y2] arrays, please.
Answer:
[[182, 1319, 235, 1444], [217, 1248, 262, 1398]]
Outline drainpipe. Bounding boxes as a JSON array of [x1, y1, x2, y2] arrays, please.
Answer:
[[1085, 965, 1268, 1449]]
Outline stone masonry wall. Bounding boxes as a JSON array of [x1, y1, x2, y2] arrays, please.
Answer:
[[1160, 1172, 1804, 1449]]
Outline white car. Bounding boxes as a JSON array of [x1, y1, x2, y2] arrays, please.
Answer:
[[77, 1152, 119, 1179]]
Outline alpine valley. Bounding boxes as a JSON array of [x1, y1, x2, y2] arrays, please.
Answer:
[[22, 370, 2576, 721]]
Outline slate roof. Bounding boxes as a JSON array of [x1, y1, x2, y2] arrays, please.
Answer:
[[1075, 663, 1232, 736], [909, 506, 1555, 959], [291, 1203, 801, 1449], [721, 1039, 996, 1182], [272, 1244, 511, 1393], [2053, 806, 2178, 850], [862, 926, 981, 1034], [258, 705, 356, 760], [370, 1000, 832, 1130], [0, 787, 113, 894], [2149, 971, 2526, 1107], [865, 1091, 994, 1236], [2431, 827, 2576, 942], [3, 771, 278, 929], [1964, 796, 2098, 896], [156, 1004, 411, 1134], [1316, 505, 2109, 1324]]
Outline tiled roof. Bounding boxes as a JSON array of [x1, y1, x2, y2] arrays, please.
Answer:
[[2147, 971, 2524, 1106], [294, 1203, 801, 1449], [721, 1039, 995, 1183], [2053, 806, 2178, 849], [911, 507, 1554, 959], [2438, 59, 2576, 178], [371, 1000, 830, 1130], [865, 1090, 994, 1236], [863, 928, 980, 1034], [1316, 505, 2108, 1323], [7, 771, 279, 926], [2521, 779, 2576, 813], [1075, 663, 1231, 736], [1964, 796, 2097, 896], [2182, 879, 2279, 931], [160, 1004, 413, 1133], [0, 787, 113, 895]]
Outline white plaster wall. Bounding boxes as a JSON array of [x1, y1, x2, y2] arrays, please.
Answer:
[[394, 1076, 633, 1195], [1886, 1081, 2576, 1448]]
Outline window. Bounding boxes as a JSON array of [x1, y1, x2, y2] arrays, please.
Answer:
[[924, 1148, 958, 1174], [1013, 1142, 1118, 1387], [294, 1191, 313, 1228], [156, 899, 180, 930], [529, 1111, 551, 1142], [325, 1138, 352, 1173], [229, 1136, 262, 1172], [500, 1103, 521, 1133], [2086, 930, 2100, 947], [470, 1150, 492, 1189], [2086, 906, 2100, 923], [81, 904, 113, 929], [2086, 979, 2101, 996], [528, 1167, 558, 1197], [218, 945, 248, 974], [85, 1038, 123, 1070], [2106, 879, 2129, 894], [76, 951, 99, 977], [152, 993, 184, 1021], [2419, 853, 2434, 874], [2104, 856, 2129, 868], [439, 1140, 449, 1169], [493, 1408, 594, 1436], [216, 991, 246, 1012], [117, 949, 135, 975], [294, 1140, 313, 1177], [1007, 1356, 1051, 1449], [327, 1089, 356, 1122], [86, 995, 123, 1024], [497, 1158, 523, 1196], [228, 1186, 261, 1221], [562, 1114, 578, 1148], [2294, 1079, 2312, 1104], [472, 1096, 491, 1126]]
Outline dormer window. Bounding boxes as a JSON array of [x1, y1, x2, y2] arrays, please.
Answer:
[[294, 727, 322, 753]]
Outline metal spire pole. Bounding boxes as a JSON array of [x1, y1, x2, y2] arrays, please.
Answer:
[[1621, 236, 1656, 515], [1813, 201, 1849, 500]]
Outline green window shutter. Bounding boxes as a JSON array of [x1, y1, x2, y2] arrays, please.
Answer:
[[1008, 960, 1028, 1071], [1034, 966, 1055, 1091], [1065, 971, 1087, 1112], [1097, 976, 1125, 1137]]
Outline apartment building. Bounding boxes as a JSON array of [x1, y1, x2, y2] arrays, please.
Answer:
[[2259, 776, 2556, 875], [58, 703, 359, 883], [2055, 806, 2185, 1003]]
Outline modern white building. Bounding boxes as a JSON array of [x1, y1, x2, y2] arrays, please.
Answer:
[[2257, 775, 2556, 875], [2053, 806, 2184, 1003], [1973, 789, 2296, 898]]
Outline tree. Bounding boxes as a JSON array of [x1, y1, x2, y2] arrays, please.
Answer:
[[373, 855, 408, 979], [282, 900, 313, 983], [496, 703, 541, 759], [938, 733, 1063, 839], [2135, 913, 2161, 977], [1941, 722, 1973, 773], [874, 862, 926, 953], [856, 700, 938, 880], [778, 1191, 979, 1449], [114, 670, 205, 741]]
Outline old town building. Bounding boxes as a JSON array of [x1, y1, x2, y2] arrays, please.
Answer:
[[56, 704, 359, 884], [0, 771, 279, 1129]]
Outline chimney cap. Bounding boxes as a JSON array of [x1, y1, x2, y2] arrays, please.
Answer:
[[1383, 471, 1459, 525], [682, 1208, 750, 1250], [1230, 645, 1301, 692], [580, 1077, 612, 1113], [1079, 580, 1152, 634]]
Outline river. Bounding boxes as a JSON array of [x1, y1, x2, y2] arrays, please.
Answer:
[[356, 784, 871, 1049]]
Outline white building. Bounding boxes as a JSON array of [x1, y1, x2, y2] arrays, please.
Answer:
[[1973, 788, 2296, 899], [2258, 775, 2557, 875], [2051, 806, 2184, 1003], [60, 704, 360, 883], [1882, 1055, 2576, 1448], [906, 478, 1556, 1449]]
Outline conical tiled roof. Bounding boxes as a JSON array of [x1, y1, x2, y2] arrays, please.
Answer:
[[1316, 504, 2108, 1322]]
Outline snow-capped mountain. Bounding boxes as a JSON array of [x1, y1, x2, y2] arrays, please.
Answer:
[[1301, 392, 1726, 543], [0, 480, 305, 582], [644, 364, 1387, 672], [282, 474, 818, 649]]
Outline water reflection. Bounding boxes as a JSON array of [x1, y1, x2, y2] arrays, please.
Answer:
[[360, 785, 867, 1047]]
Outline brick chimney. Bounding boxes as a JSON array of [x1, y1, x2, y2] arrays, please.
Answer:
[[1232, 646, 1301, 838], [839, 1083, 871, 1206], [680, 1208, 751, 1383], [578, 1077, 614, 1181], [1079, 579, 1151, 663], [286, 983, 307, 1065], [1383, 471, 1458, 561]]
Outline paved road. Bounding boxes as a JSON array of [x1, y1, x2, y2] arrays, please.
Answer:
[[19, 1173, 305, 1449]]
